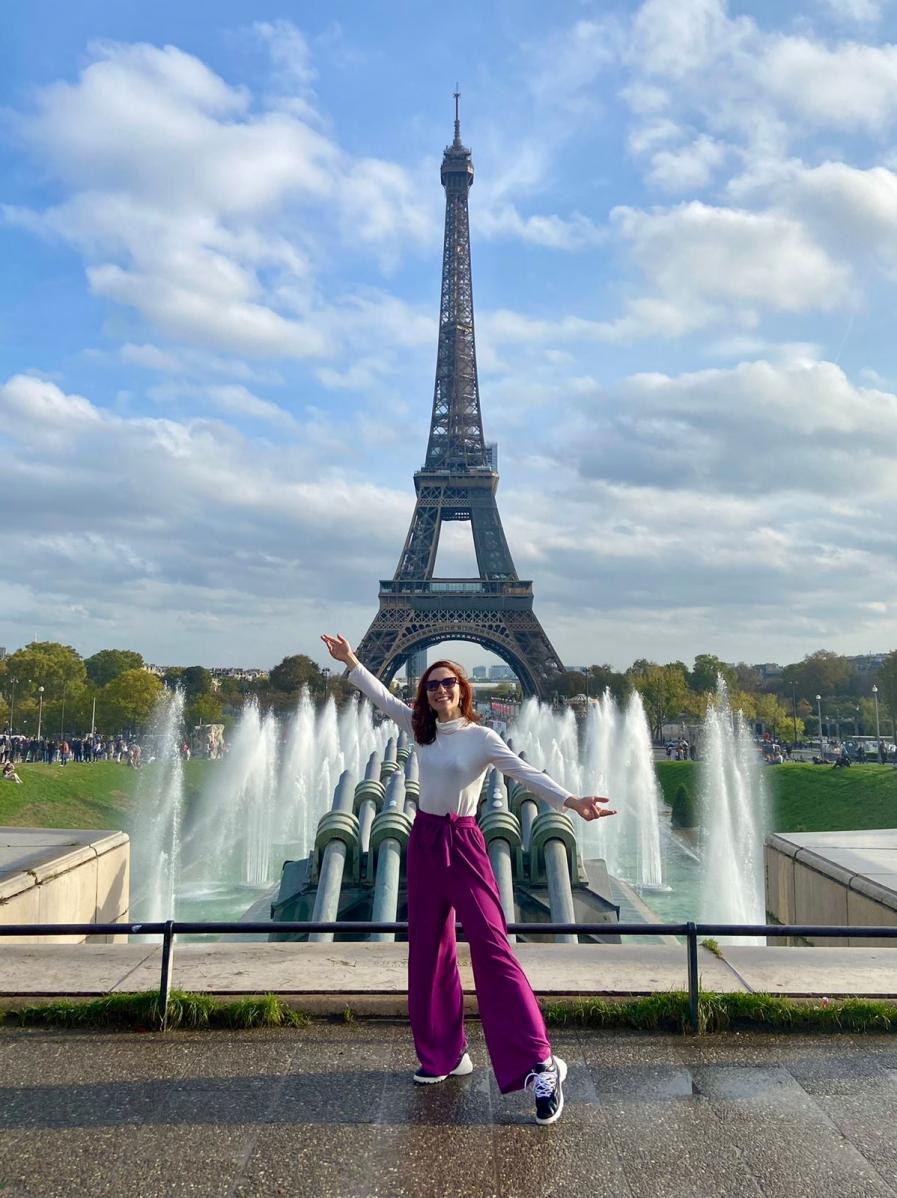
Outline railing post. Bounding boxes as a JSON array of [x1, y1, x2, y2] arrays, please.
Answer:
[[158, 920, 175, 1032], [686, 921, 699, 1033]]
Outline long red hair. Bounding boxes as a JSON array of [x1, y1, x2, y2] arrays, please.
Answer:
[[411, 659, 481, 745]]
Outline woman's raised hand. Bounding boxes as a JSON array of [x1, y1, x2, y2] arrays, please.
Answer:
[[320, 634, 359, 669], [563, 795, 617, 822]]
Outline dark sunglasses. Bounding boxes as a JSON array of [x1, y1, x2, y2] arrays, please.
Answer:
[[425, 676, 459, 693]]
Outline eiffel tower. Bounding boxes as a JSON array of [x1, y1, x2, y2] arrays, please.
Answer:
[[355, 96, 565, 698]]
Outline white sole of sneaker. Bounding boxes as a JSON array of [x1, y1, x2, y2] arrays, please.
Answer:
[[534, 1056, 567, 1125], [413, 1051, 473, 1084]]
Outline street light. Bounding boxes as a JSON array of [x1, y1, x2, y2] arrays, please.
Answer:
[[37, 686, 45, 741], [816, 694, 823, 756], [60, 681, 68, 740], [8, 677, 17, 734], [873, 685, 883, 763]]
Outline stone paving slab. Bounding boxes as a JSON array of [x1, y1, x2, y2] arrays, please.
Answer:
[[724, 946, 897, 994], [0, 941, 746, 1000], [1, 1025, 897, 1197], [0, 943, 159, 994]]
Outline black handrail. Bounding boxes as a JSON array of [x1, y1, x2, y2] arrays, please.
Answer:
[[2, 919, 895, 1032]]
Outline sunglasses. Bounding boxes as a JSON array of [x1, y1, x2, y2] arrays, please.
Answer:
[[425, 676, 459, 693]]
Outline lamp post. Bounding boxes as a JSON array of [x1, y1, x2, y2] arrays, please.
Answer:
[[816, 694, 823, 756], [321, 666, 331, 701], [37, 686, 45, 741], [873, 685, 883, 763], [8, 677, 17, 734], [60, 681, 68, 740]]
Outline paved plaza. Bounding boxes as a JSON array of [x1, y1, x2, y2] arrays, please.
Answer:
[[1, 1022, 897, 1197]]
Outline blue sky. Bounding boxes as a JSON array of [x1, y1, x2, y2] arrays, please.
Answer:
[[2, 0, 897, 671]]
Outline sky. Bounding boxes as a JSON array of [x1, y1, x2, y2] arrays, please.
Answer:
[[2, 0, 897, 673]]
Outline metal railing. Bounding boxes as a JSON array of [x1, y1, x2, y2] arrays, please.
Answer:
[[2, 919, 895, 1031]]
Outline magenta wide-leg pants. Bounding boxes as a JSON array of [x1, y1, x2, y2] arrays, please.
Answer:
[[406, 810, 551, 1094]]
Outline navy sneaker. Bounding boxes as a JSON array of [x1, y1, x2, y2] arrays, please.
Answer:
[[413, 1049, 473, 1085], [525, 1055, 567, 1124]]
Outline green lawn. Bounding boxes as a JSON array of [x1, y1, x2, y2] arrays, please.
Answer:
[[2, 758, 894, 837], [0, 760, 216, 833], [656, 760, 897, 832]]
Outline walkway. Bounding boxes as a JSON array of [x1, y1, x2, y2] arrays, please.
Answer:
[[1, 1023, 896, 1197]]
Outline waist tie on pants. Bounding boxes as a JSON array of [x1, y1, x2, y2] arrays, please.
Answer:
[[406, 807, 551, 1093]]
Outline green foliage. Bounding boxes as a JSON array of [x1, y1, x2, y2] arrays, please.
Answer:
[[628, 661, 689, 740], [85, 649, 145, 688], [671, 782, 699, 828], [269, 655, 323, 695], [10, 991, 310, 1031], [783, 650, 853, 704], [877, 651, 897, 734], [701, 938, 723, 958], [544, 992, 897, 1034], [690, 654, 736, 693], [4, 641, 86, 698], [187, 693, 223, 726], [181, 666, 213, 699], [97, 668, 163, 731]]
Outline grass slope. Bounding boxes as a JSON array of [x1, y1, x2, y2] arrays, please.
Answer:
[[0, 760, 216, 833], [656, 760, 897, 832], [1, 759, 894, 837]]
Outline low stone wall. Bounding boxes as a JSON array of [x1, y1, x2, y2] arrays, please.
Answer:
[[0, 828, 130, 944], [766, 830, 897, 948]]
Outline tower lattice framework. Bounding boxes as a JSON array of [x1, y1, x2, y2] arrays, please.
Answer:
[[355, 98, 565, 698]]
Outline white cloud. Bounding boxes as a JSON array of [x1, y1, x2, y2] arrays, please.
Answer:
[[5, 37, 438, 363], [818, 0, 885, 24], [613, 200, 850, 319]]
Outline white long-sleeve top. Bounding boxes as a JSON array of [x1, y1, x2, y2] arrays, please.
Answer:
[[348, 663, 573, 817]]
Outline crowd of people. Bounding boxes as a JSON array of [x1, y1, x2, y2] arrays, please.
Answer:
[[0, 733, 142, 769], [1, 727, 228, 777]]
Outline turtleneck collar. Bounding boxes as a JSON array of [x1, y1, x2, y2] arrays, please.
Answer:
[[435, 716, 467, 733]]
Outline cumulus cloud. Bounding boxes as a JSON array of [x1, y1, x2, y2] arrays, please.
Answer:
[[0, 373, 412, 661]]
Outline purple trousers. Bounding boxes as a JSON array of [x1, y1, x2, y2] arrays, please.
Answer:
[[406, 810, 551, 1094]]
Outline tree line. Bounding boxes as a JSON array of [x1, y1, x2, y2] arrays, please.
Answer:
[[0, 643, 337, 737], [555, 649, 897, 743], [2, 641, 895, 745]]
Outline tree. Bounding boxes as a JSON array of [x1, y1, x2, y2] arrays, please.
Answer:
[[97, 669, 163, 732], [187, 693, 223, 727], [269, 655, 324, 694], [877, 651, 897, 742], [586, 664, 627, 703], [85, 649, 145, 688], [628, 662, 689, 741], [689, 654, 736, 694], [181, 666, 213, 699], [783, 650, 853, 704], [4, 641, 86, 698]]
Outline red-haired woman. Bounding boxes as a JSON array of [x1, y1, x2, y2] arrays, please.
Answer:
[[321, 633, 616, 1126]]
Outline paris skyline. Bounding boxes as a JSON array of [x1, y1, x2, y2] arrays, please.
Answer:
[[2, 0, 897, 672]]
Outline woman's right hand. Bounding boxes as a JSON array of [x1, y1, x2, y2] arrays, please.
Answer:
[[321, 634, 359, 670]]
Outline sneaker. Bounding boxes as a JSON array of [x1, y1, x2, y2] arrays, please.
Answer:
[[525, 1055, 567, 1125], [413, 1049, 473, 1085]]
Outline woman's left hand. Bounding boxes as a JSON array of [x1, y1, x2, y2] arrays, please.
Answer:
[[564, 795, 617, 821]]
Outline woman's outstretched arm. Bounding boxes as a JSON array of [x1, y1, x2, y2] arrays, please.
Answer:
[[482, 728, 616, 823], [320, 634, 414, 736]]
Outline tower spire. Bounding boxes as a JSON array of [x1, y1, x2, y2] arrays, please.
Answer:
[[453, 85, 461, 146]]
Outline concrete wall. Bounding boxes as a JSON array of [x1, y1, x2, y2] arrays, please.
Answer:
[[766, 831, 897, 948], [0, 828, 130, 944]]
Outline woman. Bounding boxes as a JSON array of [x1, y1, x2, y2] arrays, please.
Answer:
[[321, 634, 616, 1126]]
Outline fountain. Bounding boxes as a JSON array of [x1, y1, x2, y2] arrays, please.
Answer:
[[699, 680, 769, 942], [130, 688, 186, 921], [509, 691, 664, 892]]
